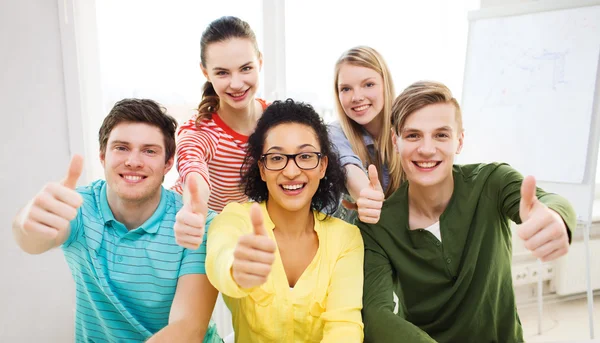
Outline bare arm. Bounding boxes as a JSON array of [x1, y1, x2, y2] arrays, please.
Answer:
[[147, 274, 219, 342], [345, 164, 370, 201]]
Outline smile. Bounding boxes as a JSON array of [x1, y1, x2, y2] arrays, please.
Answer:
[[413, 161, 441, 169], [352, 104, 370, 112], [120, 174, 146, 183], [228, 89, 249, 98], [280, 183, 306, 192]]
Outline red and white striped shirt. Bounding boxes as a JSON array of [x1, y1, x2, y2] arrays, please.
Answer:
[[172, 99, 267, 212]]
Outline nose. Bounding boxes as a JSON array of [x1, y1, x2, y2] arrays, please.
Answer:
[[351, 90, 364, 103], [125, 152, 144, 168], [230, 72, 244, 90], [417, 137, 436, 156], [281, 157, 302, 178]]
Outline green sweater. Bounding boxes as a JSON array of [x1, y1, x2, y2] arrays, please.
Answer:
[[359, 163, 576, 343]]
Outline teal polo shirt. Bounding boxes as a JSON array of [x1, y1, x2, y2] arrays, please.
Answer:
[[62, 180, 221, 342]]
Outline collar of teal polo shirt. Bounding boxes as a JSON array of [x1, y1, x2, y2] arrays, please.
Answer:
[[98, 182, 168, 235]]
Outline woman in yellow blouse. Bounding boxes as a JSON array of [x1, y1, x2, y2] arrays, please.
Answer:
[[205, 99, 364, 342]]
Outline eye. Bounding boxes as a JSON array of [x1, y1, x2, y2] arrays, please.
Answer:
[[405, 133, 419, 139], [365, 82, 375, 87], [115, 146, 127, 151], [299, 153, 315, 160], [339, 87, 350, 93], [269, 155, 284, 162], [436, 133, 450, 139], [145, 149, 157, 155], [241, 66, 252, 72], [216, 71, 228, 76]]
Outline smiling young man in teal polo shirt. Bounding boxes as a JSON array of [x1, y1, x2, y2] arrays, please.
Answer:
[[359, 81, 576, 343], [12, 99, 221, 342]]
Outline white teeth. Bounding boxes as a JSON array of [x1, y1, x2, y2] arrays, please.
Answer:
[[416, 162, 437, 168], [353, 104, 370, 111], [231, 91, 246, 97], [124, 175, 143, 181], [282, 184, 303, 190]]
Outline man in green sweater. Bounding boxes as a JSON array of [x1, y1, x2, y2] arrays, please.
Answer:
[[359, 81, 575, 343]]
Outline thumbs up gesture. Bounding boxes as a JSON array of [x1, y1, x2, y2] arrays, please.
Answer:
[[516, 175, 569, 262], [19, 155, 84, 240], [174, 176, 209, 249], [342, 164, 384, 224], [231, 203, 277, 289]]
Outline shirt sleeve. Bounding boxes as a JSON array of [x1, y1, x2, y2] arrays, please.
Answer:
[[205, 203, 254, 298], [490, 163, 577, 241], [328, 122, 366, 172], [179, 210, 218, 277], [176, 118, 218, 190], [321, 225, 365, 343], [359, 224, 436, 343]]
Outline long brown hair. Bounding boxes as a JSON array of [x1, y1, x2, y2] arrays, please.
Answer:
[[333, 46, 402, 197], [196, 16, 260, 126]]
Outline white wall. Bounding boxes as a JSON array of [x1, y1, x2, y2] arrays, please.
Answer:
[[0, 0, 76, 341]]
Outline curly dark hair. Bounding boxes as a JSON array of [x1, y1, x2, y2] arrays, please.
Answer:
[[241, 99, 346, 219]]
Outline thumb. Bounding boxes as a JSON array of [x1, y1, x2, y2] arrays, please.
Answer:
[[250, 203, 267, 236], [61, 154, 84, 189], [368, 164, 383, 192], [341, 199, 358, 210], [519, 175, 537, 222], [188, 176, 208, 215]]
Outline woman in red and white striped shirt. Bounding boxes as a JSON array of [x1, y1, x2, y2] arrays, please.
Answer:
[[173, 16, 267, 213]]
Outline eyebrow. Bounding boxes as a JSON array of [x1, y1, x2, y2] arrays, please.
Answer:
[[401, 126, 453, 133], [265, 144, 318, 153], [110, 140, 163, 149], [338, 77, 377, 88], [212, 61, 253, 71]]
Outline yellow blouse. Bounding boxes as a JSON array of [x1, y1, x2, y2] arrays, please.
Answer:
[[206, 202, 364, 343]]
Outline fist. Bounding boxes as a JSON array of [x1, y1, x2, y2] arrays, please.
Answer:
[[517, 175, 569, 262], [175, 176, 208, 249], [232, 203, 277, 289], [20, 155, 84, 240]]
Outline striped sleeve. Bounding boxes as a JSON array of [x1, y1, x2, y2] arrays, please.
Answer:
[[175, 117, 219, 191], [178, 209, 218, 276]]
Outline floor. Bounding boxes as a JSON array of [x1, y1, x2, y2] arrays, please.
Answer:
[[518, 295, 600, 342]]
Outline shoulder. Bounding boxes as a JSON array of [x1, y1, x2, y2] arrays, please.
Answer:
[[318, 215, 363, 249], [454, 162, 522, 187], [162, 188, 184, 212], [75, 180, 104, 211], [177, 115, 221, 138]]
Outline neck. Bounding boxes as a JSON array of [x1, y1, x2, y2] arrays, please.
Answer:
[[106, 188, 162, 231], [266, 201, 314, 239], [407, 176, 454, 220], [217, 99, 259, 135]]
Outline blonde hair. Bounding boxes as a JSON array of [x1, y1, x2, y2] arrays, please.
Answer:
[[333, 46, 402, 197], [391, 81, 463, 180]]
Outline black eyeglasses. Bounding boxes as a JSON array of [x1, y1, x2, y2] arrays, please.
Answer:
[[260, 152, 323, 171]]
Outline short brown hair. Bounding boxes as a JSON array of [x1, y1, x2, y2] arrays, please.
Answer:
[[98, 99, 178, 162], [391, 81, 463, 135]]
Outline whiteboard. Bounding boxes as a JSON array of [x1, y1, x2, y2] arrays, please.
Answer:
[[459, 3, 600, 184]]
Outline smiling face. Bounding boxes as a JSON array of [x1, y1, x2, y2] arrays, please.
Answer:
[[393, 102, 464, 189], [100, 122, 173, 204], [336, 63, 385, 132], [259, 122, 328, 214], [201, 38, 262, 112]]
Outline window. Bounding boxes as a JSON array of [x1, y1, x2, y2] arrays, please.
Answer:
[[284, 0, 480, 123]]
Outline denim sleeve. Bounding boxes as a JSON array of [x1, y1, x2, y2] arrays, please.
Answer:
[[328, 121, 366, 172]]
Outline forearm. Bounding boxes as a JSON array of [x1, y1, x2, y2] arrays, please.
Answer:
[[147, 319, 206, 343], [363, 307, 435, 343], [345, 164, 369, 201]]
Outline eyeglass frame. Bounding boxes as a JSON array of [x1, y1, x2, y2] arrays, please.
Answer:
[[259, 152, 323, 171]]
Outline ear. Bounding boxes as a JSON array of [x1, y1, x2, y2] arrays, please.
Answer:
[[258, 161, 267, 182], [391, 128, 400, 153], [258, 51, 264, 72], [456, 130, 465, 154], [99, 151, 106, 168], [164, 156, 175, 174], [318, 156, 328, 179], [200, 63, 210, 82]]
